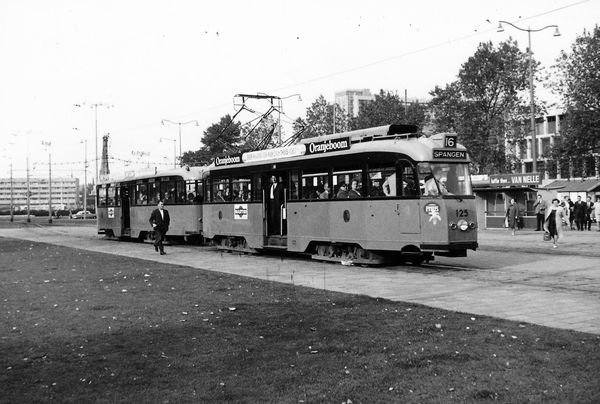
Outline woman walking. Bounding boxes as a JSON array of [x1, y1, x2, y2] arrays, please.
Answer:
[[544, 198, 565, 248]]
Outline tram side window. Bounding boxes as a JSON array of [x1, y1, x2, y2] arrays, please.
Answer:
[[175, 179, 186, 203], [97, 186, 107, 206], [212, 178, 229, 202], [137, 182, 148, 204], [107, 185, 117, 206], [149, 181, 160, 204], [250, 174, 262, 202], [232, 176, 251, 201], [161, 179, 176, 204], [289, 170, 299, 200], [367, 167, 389, 197], [332, 166, 362, 199], [186, 180, 202, 203], [301, 168, 329, 200]]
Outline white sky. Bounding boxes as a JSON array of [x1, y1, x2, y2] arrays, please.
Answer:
[[1, 0, 598, 184]]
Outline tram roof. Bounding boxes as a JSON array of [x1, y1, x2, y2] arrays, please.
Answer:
[[209, 125, 469, 172], [98, 166, 208, 184]]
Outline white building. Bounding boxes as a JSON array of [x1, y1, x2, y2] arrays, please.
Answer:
[[334, 89, 375, 117], [0, 176, 80, 211]]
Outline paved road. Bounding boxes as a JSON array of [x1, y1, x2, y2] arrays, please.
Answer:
[[1, 223, 599, 335]]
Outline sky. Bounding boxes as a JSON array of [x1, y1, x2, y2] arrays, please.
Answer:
[[1, 0, 598, 185]]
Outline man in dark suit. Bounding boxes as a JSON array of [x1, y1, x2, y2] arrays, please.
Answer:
[[268, 175, 285, 235], [149, 200, 170, 255], [573, 195, 586, 231]]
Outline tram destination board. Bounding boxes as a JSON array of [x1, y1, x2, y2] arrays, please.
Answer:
[[433, 149, 467, 160]]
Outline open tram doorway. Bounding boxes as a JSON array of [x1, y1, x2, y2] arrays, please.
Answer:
[[120, 185, 131, 235], [265, 171, 288, 242]]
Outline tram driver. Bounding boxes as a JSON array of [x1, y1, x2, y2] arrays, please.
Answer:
[[424, 167, 449, 196]]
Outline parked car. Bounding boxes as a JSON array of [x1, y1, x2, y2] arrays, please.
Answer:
[[72, 210, 96, 219]]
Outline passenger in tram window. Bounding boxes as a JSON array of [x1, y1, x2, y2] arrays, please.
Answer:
[[336, 182, 349, 198], [233, 189, 242, 201], [348, 179, 362, 198], [215, 189, 226, 202], [319, 183, 331, 199], [383, 173, 396, 196], [224, 188, 231, 201], [369, 180, 385, 197], [403, 178, 416, 196], [187, 192, 195, 203]]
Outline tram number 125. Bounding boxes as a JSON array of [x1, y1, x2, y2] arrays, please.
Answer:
[[456, 209, 469, 217]]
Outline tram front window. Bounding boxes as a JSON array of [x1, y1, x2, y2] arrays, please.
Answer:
[[418, 163, 472, 196]]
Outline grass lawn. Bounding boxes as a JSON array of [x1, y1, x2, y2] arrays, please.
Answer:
[[1, 237, 599, 403]]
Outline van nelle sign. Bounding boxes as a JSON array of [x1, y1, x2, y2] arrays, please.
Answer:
[[489, 173, 541, 187]]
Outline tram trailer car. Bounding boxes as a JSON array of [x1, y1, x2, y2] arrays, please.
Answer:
[[204, 124, 478, 265], [96, 166, 207, 243]]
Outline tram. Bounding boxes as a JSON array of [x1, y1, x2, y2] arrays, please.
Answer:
[[203, 124, 478, 265], [96, 166, 207, 242]]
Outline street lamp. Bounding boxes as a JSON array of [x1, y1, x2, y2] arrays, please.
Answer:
[[75, 102, 112, 183], [160, 137, 177, 168], [161, 119, 199, 159], [497, 21, 560, 174]]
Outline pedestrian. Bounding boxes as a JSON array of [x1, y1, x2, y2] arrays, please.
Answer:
[[573, 195, 586, 231], [505, 198, 520, 236], [533, 194, 546, 231], [544, 198, 565, 249], [585, 196, 594, 230], [594, 197, 600, 232], [149, 200, 170, 255]]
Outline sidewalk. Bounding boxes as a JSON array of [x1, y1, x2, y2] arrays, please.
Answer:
[[479, 226, 600, 257], [0, 224, 599, 335]]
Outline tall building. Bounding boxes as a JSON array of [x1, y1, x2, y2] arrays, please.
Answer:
[[334, 89, 375, 117], [0, 177, 80, 211]]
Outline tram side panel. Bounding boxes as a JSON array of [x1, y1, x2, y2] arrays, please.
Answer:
[[98, 204, 203, 240], [203, 203, 264, 248], [286, 199, 423, 253]]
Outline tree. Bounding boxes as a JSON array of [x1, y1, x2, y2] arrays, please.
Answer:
[[350, 90, 429, 131], [180, 115, 243, 166], [240, 114, 279, 151], [295, 95, 350, 139], [429, 40, 534, 174], [548, 25, 600, 177]]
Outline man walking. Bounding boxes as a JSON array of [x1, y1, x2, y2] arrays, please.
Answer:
[[573, 196, 586, 231], [533, 194, 546, 231], [585, 196, 594, 230], [149, 200, 170, 255]]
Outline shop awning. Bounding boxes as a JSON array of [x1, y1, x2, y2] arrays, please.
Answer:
[[542, 179, 600, 193]]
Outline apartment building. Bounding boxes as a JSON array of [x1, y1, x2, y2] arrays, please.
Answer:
[[0, 176, 80, 210]]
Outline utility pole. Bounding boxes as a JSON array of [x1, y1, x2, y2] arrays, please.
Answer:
[[161, 119, 199, 161]]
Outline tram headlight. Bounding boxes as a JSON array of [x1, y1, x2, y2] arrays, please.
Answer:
[[457, 219, 469, 231], [449, 222, 457, 230], [469, 221, 477, 229]]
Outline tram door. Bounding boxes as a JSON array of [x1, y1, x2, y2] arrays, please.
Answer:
[[265, 171, 287, 237], [120, 186, 131, 233]]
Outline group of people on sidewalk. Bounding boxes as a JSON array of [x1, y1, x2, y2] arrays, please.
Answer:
[[506, 194, 600, 248]]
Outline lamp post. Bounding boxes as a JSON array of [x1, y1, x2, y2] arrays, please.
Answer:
[[497, 21, 560, 174], [161, 119, 199, 160], [160, 137, 177, 168], [75, 102, 112, 183]]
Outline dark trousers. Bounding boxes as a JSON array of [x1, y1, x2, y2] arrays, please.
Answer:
[[536, 213, 544, 230], [154, 228, 167, 252]]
